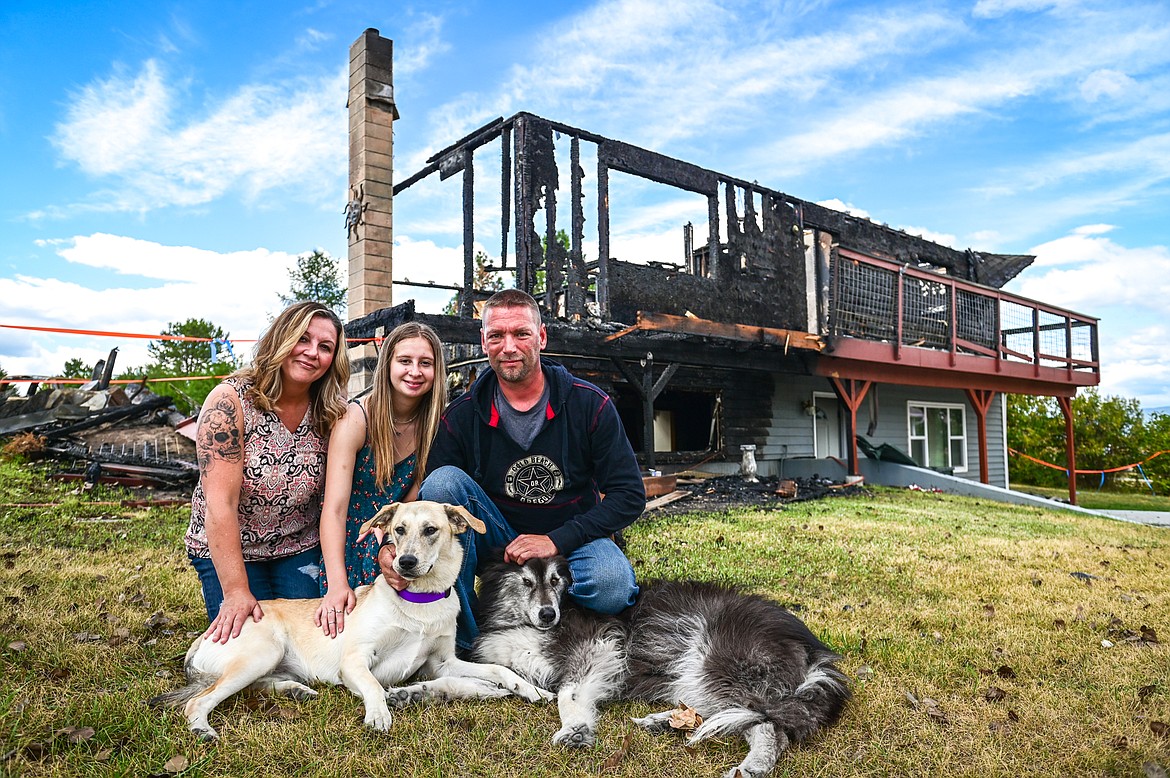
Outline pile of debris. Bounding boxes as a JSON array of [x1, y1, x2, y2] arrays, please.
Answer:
[[0, 379, 198, 490], [647, 473, 868, 515]]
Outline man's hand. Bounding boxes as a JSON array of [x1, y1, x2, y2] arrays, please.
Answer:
[[377, 543, 410, 591], [504, 534, 558, 565]]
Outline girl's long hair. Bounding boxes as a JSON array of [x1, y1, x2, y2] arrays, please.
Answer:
[[233, 301, 349, 438], [366, 322, 447, 488]]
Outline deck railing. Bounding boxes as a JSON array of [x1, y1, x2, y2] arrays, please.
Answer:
[[831, 249, 1099, 379]]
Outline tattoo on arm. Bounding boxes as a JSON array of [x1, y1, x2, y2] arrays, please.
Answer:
[[197, 396, 243, 473]]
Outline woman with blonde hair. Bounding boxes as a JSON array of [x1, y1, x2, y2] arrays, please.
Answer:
[[314, 321, 446, 636], [185, 301, 349, 643]]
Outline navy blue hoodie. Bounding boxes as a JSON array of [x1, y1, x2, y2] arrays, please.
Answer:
[[427, 359, 645, 554]]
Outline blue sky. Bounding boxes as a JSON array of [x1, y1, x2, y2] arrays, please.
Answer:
[[2, 0, 1169, 408]]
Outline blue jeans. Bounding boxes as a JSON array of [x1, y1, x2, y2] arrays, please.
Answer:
[[420, 465, 639, 651], [189, 546, 323, 622]]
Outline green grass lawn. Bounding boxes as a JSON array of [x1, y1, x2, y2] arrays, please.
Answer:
[[1, 459, 1168, 777], [1012, 483, 1170, 511]]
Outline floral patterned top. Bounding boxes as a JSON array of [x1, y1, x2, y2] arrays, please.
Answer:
[[322, 401, 417, 590], [186, 378, 327, 560]]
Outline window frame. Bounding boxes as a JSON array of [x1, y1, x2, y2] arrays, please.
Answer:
[[906, 401, 968, 473]]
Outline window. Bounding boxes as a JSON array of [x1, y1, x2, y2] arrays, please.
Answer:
[[907, 402, 967, 472]]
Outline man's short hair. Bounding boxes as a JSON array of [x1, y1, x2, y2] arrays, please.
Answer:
[[481, 289, 542, 327]]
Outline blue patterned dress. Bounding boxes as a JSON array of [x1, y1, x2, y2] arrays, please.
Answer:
[[321, 410, 417, 591]]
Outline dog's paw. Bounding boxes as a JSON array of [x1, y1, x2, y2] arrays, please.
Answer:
[[363, 704, 394, 732], [286, 685, 318, 702], [191, 726, 219, 742], [723, 767, 759, 778], [385, 685, 427, 709], [631, 713, 672, 734], [515, 683, 555, 704], [552, 723, 595, 748]]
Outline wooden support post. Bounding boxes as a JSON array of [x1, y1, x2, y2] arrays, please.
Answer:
[[830, 377, 872, 476], [611, 355, 679, 472], [1057, 395, 1078, 506], [965, 388, 996, 485]]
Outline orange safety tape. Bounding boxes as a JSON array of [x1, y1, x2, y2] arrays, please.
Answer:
[[1008, 447, 1170, 475], [3, 375, 231, 385], [1, 323, 379, 344], [0, 323, 249, 342]]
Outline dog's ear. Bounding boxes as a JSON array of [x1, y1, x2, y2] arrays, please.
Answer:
[[482, 546, 508, 566], [359, 502, 401, 540], [554, 556, 572, 586], [443, 504, 487, 535]]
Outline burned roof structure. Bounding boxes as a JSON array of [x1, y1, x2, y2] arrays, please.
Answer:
[[346, 109, 1099, 501]]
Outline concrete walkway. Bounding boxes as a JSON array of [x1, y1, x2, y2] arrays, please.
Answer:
[[1098, 510, 1170, 528]]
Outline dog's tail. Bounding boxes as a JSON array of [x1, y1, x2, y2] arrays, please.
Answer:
[[147, 671, 218, 710], [688, 657, 851, 746]]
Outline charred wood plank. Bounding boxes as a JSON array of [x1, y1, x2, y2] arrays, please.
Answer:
[[41, 394, 173, 440], [621, 312, 824, 351]]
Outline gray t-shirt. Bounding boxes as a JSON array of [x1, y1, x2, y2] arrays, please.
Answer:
[[495, 382, 550, 450]]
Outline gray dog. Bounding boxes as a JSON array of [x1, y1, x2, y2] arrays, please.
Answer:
[[467, 555, 850, 778]]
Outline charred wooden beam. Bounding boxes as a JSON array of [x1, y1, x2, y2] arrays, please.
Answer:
[[605, 311, 824, 351]]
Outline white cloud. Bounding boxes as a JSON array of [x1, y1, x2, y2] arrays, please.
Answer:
[[898, 225, 959, 248], [971, 0, 1072, 19], [48, 59, 347, 215], [1011, 229, 1170, 309], [390, 235, 467, 313], [1099, 324, 1170, 407], [1079, 69, 1136, 102], [420, 1, 963, 157], [395, 13, 451, 77], [816, 199, 871, 220], [0, 234, 302, 376]]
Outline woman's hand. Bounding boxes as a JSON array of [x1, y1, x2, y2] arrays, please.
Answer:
[[377, 544, 410, 591], [314, 584, 356, 637], [205, 589, 263, 644]]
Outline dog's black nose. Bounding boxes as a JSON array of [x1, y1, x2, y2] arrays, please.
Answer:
[[538, 606, 557, 624], [398, 555, 418, 571]]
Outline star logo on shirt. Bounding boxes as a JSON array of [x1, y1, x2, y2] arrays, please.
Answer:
[[504, 455, 565, 504]]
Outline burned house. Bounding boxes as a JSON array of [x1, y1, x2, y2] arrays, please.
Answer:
[[342, 31, 1098, 501]]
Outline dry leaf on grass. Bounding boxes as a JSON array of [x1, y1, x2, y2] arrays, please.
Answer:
[[984, 686, 1008, 702], [1139, 684, 1158, 702], [7, 641, 27, 652], [855, 665, 875, 681], [163, 754, 189, 773], [600, 732, 634, 772], [903, 692, 948, 724], [56, 726, 95, 744], [22, 742, 48, 760], [669, 702, 703, 731], [145, 611, 174, 631], [1151, 721, 1169, 739], [1143, 762, 1168, 778], [45, 667, 71, 682]]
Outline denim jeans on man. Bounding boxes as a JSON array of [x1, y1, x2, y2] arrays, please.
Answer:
[[420, 465, 639, 651]]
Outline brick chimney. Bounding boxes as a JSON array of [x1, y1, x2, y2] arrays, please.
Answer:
[[346, 29, 398, 391]]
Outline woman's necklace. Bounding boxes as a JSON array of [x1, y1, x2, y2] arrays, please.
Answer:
[[392, 412, 419, 437]]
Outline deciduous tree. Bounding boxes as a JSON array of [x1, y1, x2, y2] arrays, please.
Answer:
[[281, 249, 346, 317]]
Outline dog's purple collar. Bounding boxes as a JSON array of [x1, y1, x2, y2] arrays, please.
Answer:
[[396, 588, 451, 604]]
